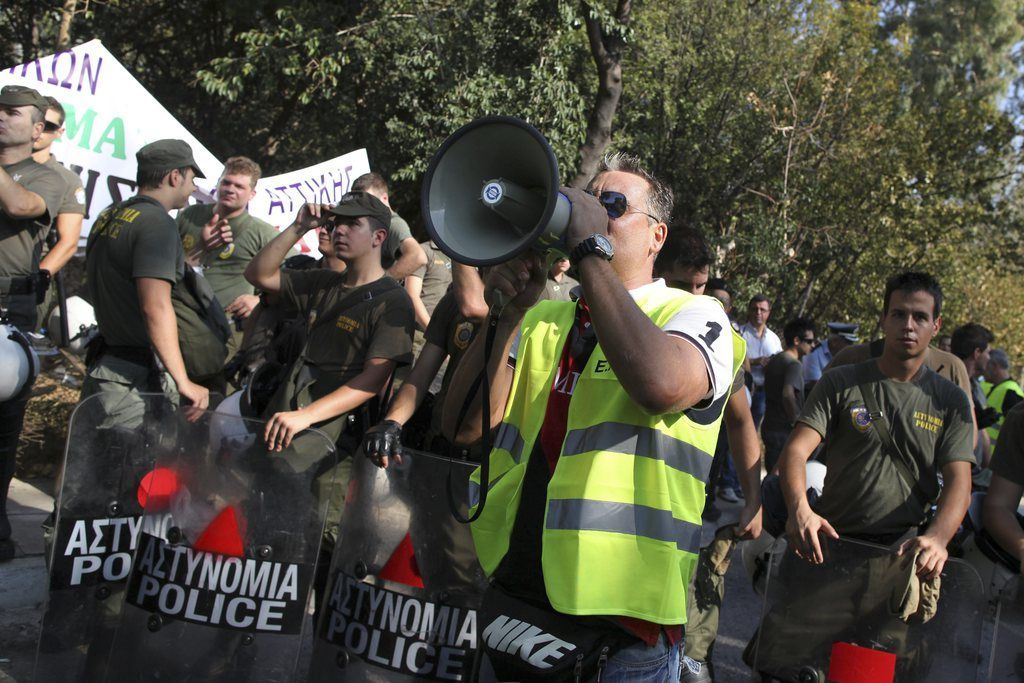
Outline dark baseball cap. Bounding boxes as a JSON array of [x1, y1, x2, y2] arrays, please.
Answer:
[[327, 191, 391, 229], [136, 139, 206, 178], [0, 85, 49, 112]]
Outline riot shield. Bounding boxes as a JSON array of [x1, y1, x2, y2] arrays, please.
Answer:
[[309, 449, 487, 683], [989, 578, 1024, 681], [34, 392, 178, 683], [750, 536, 985, 682], [100, 397, 337, 682]]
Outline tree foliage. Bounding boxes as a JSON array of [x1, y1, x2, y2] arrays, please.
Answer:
[[5, 0, 1024, 362]]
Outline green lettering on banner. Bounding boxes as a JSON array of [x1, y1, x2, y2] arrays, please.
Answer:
[[94, 117, 126, 159], [62, 103, 97, 150]]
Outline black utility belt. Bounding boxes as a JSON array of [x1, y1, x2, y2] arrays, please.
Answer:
[[0, 275, 35, 296]]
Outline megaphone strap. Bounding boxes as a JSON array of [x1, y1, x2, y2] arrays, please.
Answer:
[[447, 312, 501, 524]]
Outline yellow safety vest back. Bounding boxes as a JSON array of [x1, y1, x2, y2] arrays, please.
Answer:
[[986, 379, 1024, 443], [469, 287, 744, 624]]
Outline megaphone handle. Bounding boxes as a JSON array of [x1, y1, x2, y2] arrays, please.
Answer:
[[489, 288, 508, 318]]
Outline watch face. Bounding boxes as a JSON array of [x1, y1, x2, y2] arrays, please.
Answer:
[[595, 234, 613, 254]]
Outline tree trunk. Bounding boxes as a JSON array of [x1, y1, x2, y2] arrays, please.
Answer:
[[570, 0, 631, 188], [56, 0, 77, 51]]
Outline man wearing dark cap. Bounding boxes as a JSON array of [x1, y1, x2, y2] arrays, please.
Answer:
[[245, 191, 414, 559], [81, 138, 211, 424], [0, 84, 66, 559]]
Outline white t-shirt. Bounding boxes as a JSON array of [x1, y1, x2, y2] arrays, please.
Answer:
[[740, 322, 782, 388], [509, 279, 734, 404]]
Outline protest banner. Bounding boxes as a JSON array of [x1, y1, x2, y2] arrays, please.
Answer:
[[2, 40, 371, 254]]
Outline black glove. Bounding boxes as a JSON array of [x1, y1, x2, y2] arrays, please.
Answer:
[[362, 420, 403, 466]]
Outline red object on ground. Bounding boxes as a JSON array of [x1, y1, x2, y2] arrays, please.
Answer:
[[378, 533, 424, 588], [193, 506, 245, 557], [136, 468, 180, 510], [828, 641, 896, 683]]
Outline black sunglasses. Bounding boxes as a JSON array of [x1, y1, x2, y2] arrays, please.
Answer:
[[586, 190, 659, 222], [43, 120, 61, 132]]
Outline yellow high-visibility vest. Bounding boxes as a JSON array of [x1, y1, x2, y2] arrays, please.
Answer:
[[469, 287, 744, 624], [986, 379, 1024, 443]]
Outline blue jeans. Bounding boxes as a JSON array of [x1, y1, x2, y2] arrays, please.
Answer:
[[587, 633, 681, 682]]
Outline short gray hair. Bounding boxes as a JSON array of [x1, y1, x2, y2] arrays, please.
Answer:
[[989, 348, 1010, 370], [595, 152, 674, 225]]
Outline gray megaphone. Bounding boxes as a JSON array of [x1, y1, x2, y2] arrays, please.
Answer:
[[421, 116, 572, 266]]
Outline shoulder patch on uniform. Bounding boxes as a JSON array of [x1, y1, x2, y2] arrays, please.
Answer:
[[218, 243, 236, 260], [850, 405, 872, 432], [336, 315, 359, 332], [453, 322, 474, 350]]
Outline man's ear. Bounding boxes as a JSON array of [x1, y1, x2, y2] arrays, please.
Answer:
[[933, 315, 942, 334], [650, 221, 668, 256], [372, 227, 387, 248]]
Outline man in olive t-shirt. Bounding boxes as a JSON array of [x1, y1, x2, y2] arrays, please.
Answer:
[[31, 97, 86, 333], [177, 156, 288, 358], [749, 272, 974, 678], [0, 85, 65, 561], [82, 140, 211, 426]]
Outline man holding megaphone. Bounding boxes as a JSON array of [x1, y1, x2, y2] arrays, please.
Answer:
[[441, 153, 741, 681]]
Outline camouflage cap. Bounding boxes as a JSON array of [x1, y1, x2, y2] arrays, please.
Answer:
[[136, 139, 206, 178], [327, 191, 391, 229], [0, 85, 49, 112]]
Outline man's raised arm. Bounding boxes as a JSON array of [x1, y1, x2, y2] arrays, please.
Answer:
[[0, 166, 46, 219], [245, 203, 327, 293]]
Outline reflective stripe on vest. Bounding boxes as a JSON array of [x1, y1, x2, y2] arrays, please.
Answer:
[[546, 498, 703, 554], [561, 421, 714, 482]]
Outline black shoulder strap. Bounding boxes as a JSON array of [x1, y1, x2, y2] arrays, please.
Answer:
[[855, 363, 933, 513]]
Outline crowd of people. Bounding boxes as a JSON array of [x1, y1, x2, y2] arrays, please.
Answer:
[[2, 83, 1024, 681]]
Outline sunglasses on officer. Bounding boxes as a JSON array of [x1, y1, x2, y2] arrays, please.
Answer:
[[43, 120, 61, 133], [586, 189, 659, 222]]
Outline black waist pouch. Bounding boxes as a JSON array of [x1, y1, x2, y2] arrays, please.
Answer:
[[479, 586, 633, 681]]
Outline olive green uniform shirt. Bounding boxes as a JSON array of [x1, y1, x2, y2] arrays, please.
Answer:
[[763, 352, 803, 433], [541, 273, 579, 303], [85, 196, 184, 348], [990, 402, 1024, 486], [177, 203, 282, 306], [801, 360, 974, 535], [43, 155, 86, 216], [1, 158, 67, 328], [381, 211, 412, 271], [410, 241, 452, 317], [277, 269, 415, 386]]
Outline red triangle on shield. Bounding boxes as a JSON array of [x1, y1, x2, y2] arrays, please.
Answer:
[[193, 506, 246, 557], [378, 532, 424, 588]]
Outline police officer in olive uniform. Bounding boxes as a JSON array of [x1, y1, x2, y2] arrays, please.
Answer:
[[82, 139, 211, 426], [31, 96, 86, 334], [0, 85, 66, 560]]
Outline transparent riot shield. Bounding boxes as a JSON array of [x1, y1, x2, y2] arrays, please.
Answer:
[[309, 449, 487, 683], [750, 536, 985, 683], [989, 578, 1024, 681], [34, 392, 178, 683], [98, 396, 337, 682]]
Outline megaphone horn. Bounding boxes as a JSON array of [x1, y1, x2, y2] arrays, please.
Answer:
[[421, 116, 572, 266]]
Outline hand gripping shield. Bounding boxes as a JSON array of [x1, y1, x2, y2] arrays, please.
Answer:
[[309, 449, 488, 682], [749, 536, 985, 683], [102, 397, 337, 682]]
